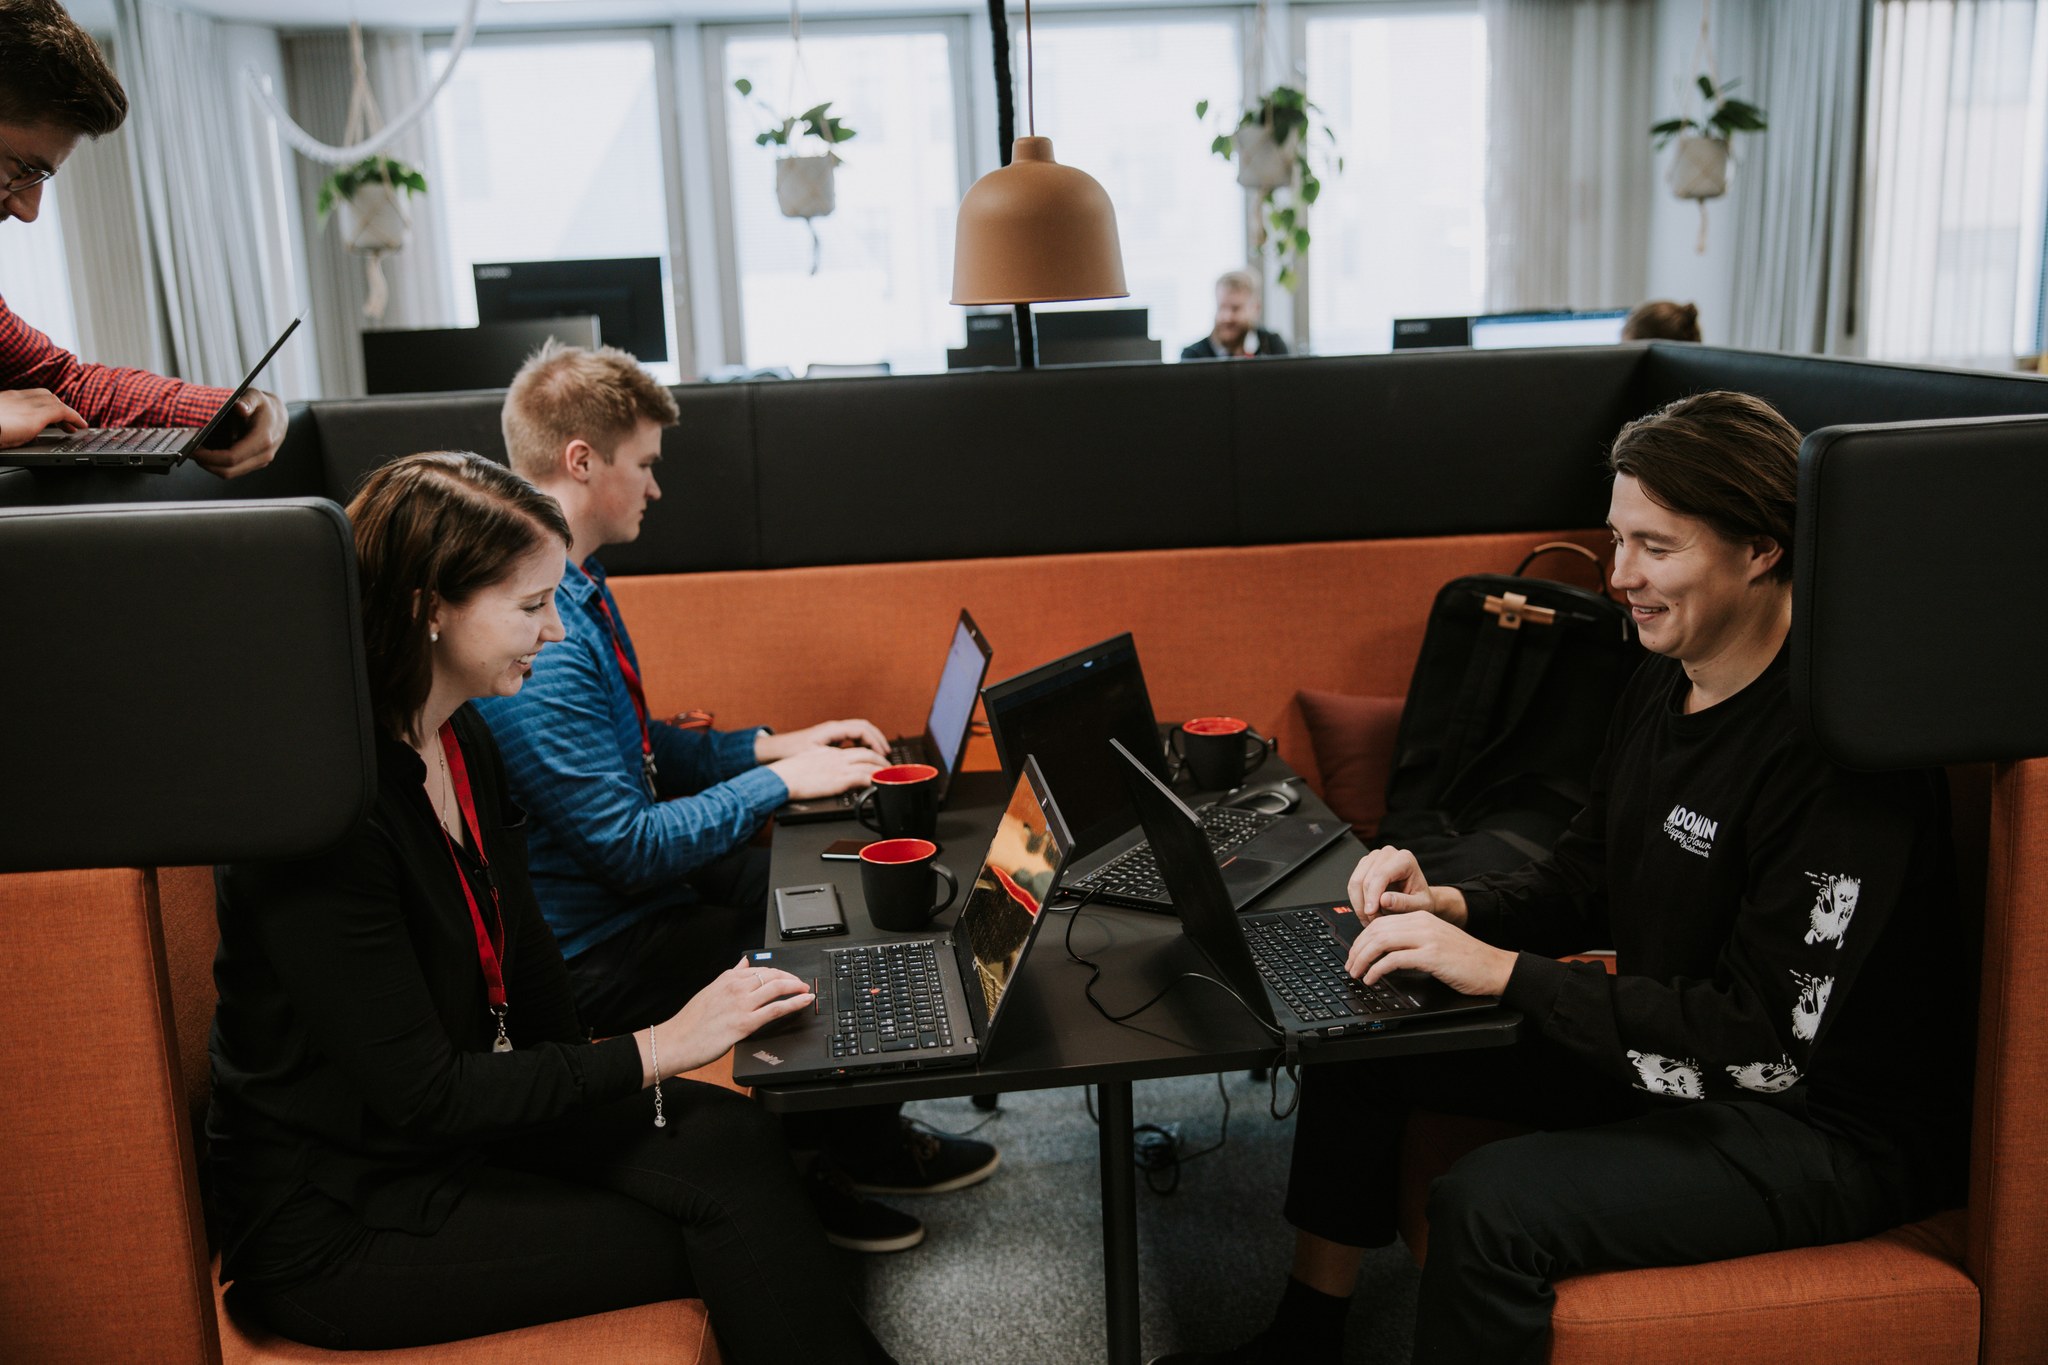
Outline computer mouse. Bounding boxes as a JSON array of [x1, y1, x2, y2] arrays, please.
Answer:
[[1218, 780, 1300, 816]]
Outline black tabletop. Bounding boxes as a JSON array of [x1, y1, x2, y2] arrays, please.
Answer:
[[751, 757, 1517, 1112]]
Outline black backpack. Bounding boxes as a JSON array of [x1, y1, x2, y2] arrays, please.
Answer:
[[1377, 542, 1643, 883]]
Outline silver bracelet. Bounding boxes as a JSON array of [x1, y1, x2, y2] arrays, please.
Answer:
[[647, 1028, 667, 1129]]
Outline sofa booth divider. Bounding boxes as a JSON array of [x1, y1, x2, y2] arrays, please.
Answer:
[[5, 344, 2047, 1362]]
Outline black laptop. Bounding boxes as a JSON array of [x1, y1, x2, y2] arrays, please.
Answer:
[[0, 317, 301, 472], [980, 632, 1345, 911], [1113, 739, 1499, 1040], [778, 608, 994, 824], [734, 756, 1073, 1085]]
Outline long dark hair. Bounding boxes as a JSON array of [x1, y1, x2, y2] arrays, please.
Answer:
[[346, 452, 571, 744], [1607, 390, 1800, 583]]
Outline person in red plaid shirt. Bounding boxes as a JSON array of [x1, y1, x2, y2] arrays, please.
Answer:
[[0, 0, 284, 478]]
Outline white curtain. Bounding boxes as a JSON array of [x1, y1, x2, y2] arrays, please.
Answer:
[[110, 0, 280, 386], [1717, 0, 1866, 354], [51, 107, 168, 374], [1481, 0, 1654, 313], [1863, 0, 2044, 367], [286, 30, 455, 398]]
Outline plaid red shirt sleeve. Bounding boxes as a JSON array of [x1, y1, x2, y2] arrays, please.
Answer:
[[1, 291, 233, 427]]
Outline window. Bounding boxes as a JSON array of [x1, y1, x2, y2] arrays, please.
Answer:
[[429, 34, 682, 382], [1302, 4, 1486, 357], [1022, 14, 1244, 359], [714, 26, 962, 376], [0, 185, 80, 355], [1864, 0, 2046, 367]]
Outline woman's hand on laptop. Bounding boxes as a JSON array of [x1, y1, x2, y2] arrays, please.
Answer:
[[756, 717, 890, 761], [648, 957, 815, 1078], [767, 743, 888, 800], [0, 388, 85, 448], [1346, 845, 1469, 927], [1345, 910, 1514, 998], [192, 388, 284, 480]]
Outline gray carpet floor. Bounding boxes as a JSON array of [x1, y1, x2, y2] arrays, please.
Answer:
[[845, 1073, 1419, 1365]]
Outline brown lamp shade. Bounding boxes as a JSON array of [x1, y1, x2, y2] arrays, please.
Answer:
[[951, 136, 1129, 305]]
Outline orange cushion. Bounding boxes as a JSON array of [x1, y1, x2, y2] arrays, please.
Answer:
[[215, 1259, 720, 1364], [1295, 689, 1405, 835]]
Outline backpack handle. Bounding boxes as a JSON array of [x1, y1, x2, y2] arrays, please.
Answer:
[[1513, 541, 1611, 599]]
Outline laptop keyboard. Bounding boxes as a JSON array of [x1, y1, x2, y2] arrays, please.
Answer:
[[37, 427, 186, 455], [827, 939, 955, 1059], [1245, 908, 1418, 1021], [1071, 804, 1279, 902]]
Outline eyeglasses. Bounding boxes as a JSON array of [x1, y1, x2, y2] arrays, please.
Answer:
[[0, 131, 55, 195]]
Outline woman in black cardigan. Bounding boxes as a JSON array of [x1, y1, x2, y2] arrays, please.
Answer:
[[207, 451, 892, 1362]]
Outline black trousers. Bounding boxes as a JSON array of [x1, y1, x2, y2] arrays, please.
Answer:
[[1283, 1036, 1921, 1365], [565, 845, 901, 1160], [228, 1080, 888, 1362]]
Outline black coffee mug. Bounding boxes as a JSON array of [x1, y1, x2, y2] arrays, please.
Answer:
[[854, 763, 943, 841], [859, 837, 958, 932], [1171, 716, 1277, 791]]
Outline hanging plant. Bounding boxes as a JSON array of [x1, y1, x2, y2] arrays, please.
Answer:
[[735, 77, 855, 274], [1198, 86, 1339, 292], [315, 154, 428, 252], [1652, 73, 1767, 202]]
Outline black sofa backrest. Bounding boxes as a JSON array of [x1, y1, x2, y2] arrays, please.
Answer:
[[11, 344, 2047, 577], [1793, 413, 2048, 770], [0, 498, 375, 873]]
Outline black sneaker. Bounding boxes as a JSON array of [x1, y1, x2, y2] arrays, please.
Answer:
[[841, 1117, 1001, 1196], [805, 1161, 926, 1254]]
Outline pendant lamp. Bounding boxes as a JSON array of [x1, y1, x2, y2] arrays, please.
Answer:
[[951, 0, 1127, 306]]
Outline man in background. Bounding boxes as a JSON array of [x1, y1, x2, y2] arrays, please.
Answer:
[[1182, 269, 1290, 360], [0, 0, 283, 474]]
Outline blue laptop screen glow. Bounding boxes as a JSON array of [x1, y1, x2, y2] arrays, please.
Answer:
[[926, 619, 983, 773]]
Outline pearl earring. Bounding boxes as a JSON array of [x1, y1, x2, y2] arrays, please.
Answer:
[[430, 630, 440, 643]]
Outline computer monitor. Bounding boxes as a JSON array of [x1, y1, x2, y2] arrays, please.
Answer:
[[361, 316, 601, 395], [1032, 308, 1151, 342], [474, 257, 668, 365], [1391, 316, 1472, 350], [1468, 309, 1629, 350]]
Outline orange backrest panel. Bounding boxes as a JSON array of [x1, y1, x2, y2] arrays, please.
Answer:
[[1971, 757, 2048, 1362], [0, 868, 221, 1365], [610, 531, 1610, 795]]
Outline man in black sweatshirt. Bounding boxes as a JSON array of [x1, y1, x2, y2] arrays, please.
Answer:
[[1156, 391, 1968, 1365]]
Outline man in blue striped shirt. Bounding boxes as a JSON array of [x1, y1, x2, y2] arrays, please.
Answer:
[[479, 343, 998, 1254]]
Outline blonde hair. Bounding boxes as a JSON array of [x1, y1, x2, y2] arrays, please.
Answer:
[[1216, 269, 1260, 298], [501, 341, 680, 480]]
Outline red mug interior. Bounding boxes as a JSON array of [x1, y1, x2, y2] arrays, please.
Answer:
[[1183, 716, 1250, 737], [860, 837, 937, 865], [873, 763, 940, 784]]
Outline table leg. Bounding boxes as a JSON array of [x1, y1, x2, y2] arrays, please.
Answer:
[[1098, 1079, 1140, 1365]]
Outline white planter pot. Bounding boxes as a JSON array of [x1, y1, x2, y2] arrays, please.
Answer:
[[339, 181, 410, 254], [1234, 123, 1299, 192], [776, 155, 838, 219], [1666, 134, 1730, 201]]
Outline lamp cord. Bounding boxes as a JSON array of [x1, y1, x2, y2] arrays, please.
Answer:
[[1025, 0, 1035, 137]]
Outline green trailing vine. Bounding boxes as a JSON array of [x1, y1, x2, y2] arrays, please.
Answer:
[[315, 155, 427, 223], [1197, 86, 1340, 292]]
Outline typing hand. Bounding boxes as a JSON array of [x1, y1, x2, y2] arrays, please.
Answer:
[[767, 743, 888, 800], [1345, 846, 1457, 924], [1345, 910, 1515, 998], [192, 388, 284, 479], [654, 958, 815, 1076], [756, 717, 891, 761], [0, 388, 86, 449]]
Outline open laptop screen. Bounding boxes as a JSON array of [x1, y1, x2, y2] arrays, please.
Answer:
[[981, 633, 1168, 860], [953, 757, 1072, 1042], [924, 611, 990, 777]]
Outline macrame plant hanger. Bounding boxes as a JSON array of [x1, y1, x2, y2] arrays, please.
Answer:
[[1680, 0, 1724, 254], [785, 0, 825, 275], [340, 21, 406, 321]]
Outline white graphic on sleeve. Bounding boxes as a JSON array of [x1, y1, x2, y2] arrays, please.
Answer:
[[1789, 971, 1834, 1042], [1802, 872, 1861, 948], [1726, 1054, 1803, 1093], [1662, 804, 1720, 858], [1627, 1049, 1705, 1099]]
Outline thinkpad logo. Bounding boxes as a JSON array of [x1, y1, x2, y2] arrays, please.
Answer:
[[751, 1050, 784, 1066], [1663, 804, 1719, 858]]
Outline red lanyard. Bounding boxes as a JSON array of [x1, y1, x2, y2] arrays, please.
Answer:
[[437, 721, 512, 1053], [575, 565, 659, 797]]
